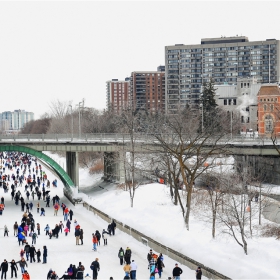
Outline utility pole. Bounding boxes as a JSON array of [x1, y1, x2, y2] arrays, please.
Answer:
[[68, 104, 73, 140], [77, 99, 84, 139], [200, 93, 204, 132]]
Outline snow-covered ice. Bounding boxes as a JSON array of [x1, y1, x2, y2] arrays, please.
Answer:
[[10, 151, 280, 279], [0, 154, 205, 280]]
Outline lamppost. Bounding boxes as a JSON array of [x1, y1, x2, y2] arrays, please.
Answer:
[[230, 110, 233, 140], [68, 104, 73, 140], [76, 99, 84, 139], [200, 93, 204, 133]]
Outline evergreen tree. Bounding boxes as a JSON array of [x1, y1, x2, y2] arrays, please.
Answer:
[[200, 78, 219, 132]]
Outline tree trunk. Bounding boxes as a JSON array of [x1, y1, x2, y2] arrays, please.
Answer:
[[241, 229, 248, 255], [184, 189, 192, 230], [168, 173, 174, 202], [212, 209, 216, 239], [259, 186, 262, 225], [174, 189, 179, 205], [249, 199, 252, 237]]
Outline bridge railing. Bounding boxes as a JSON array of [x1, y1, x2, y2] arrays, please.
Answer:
[[0, 133, 275, 144]]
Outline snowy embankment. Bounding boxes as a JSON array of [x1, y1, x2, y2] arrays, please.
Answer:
[[47, 152, 280, 279]]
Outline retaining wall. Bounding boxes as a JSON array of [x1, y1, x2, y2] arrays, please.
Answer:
[[82, 201, 231, 280]]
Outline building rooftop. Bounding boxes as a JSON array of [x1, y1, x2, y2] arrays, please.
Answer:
[[258, 84, 280, 96], [201, 36, 249, 44]]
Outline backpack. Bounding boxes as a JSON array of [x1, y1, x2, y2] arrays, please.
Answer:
[[125, 249, 131, 257], [90, 264, 94, 270], [119, 250, 124, 257], [32, 233, 37, 239]]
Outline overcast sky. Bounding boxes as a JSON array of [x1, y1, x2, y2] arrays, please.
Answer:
[[0, 0, 278, 119]]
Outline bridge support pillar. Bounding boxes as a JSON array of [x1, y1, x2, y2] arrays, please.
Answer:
[[66, 152, 79, 187], [104, 152, 125, 183]]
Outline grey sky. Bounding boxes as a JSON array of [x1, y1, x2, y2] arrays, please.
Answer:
[[0, 0, 277, 119]]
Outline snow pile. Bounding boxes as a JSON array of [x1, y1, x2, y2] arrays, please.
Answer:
[[83, 183, 280, 279]]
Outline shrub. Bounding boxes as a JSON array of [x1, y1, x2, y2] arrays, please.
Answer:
[[89, 159, 104, 174], [261, 224, 280, 240]]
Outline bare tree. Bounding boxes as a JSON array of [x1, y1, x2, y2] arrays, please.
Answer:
[[49, 99, 71, 119], [199, 172, 227, 238], [218, 181, 249, 255], [146, 108, 230, 230], [148, 152, 183, 207], [114, 107, 145, 207]]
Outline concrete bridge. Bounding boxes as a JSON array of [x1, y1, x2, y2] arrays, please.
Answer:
[[0, 133, 279, 188]]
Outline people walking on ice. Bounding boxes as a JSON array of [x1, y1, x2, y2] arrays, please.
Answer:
[[90, 258, 100, 280], [118, 247, 124, 265], [124, 247, 132, 264]]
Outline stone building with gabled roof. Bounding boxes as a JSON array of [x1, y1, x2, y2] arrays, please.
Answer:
[[257, 84, 280, 135]]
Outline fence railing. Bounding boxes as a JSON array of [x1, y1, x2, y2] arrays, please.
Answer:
[[0, 133, 275, 144]]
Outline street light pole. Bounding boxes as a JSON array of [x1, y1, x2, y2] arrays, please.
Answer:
[[68, 105, 73, 140], [77, 99, 84, 139], [230, 110, 233, 140], [201, 103, 204, 132], [78, 102, 82, 139], [200, 93, 204, 133]]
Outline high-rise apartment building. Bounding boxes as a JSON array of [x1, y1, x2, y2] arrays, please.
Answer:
[[0, 110, 34, 131], [130, 66, 165, 111], [106, 78, 130, 112], [165, 36, 280, 113]]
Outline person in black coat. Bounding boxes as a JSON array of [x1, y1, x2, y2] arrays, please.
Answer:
[[196, 266, 202, 280], [124, 247, 132, 264], [24, 243, 30, 261], [75, 228, 81, 245], [66, 220, 71, 233], [111, 220, 116, 235], [107, 224, 112, 235], [79, 229, 84, 245], [9, 259, 18, 278], [156, 257, 163, 278], [0, 259, 8, 280], [69, 210, 73, 221], [71, 265, 77, 280], [43, 246, 47, 264], [90, 258, 100, 280], [29, 245, 36, 263], [172, 263, 183, 278], [36, 249, 41, 263], [47, 269, 53, 279], [53, 224, 59, 238], [76, 262, 84, 280], [95, 230, 101, 246]]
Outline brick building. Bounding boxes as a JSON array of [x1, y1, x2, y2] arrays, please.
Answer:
[[257, 84, 280, 135], [106, 78, 130, 112], [130, 66, 165, 112]]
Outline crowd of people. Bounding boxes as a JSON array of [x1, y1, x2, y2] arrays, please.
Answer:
[[0, 151, 203, 280]]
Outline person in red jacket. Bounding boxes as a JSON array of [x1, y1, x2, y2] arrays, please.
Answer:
[[22, 270, 30, 280], [53, 203, 59, 216], [92, 234, 98, 251]]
